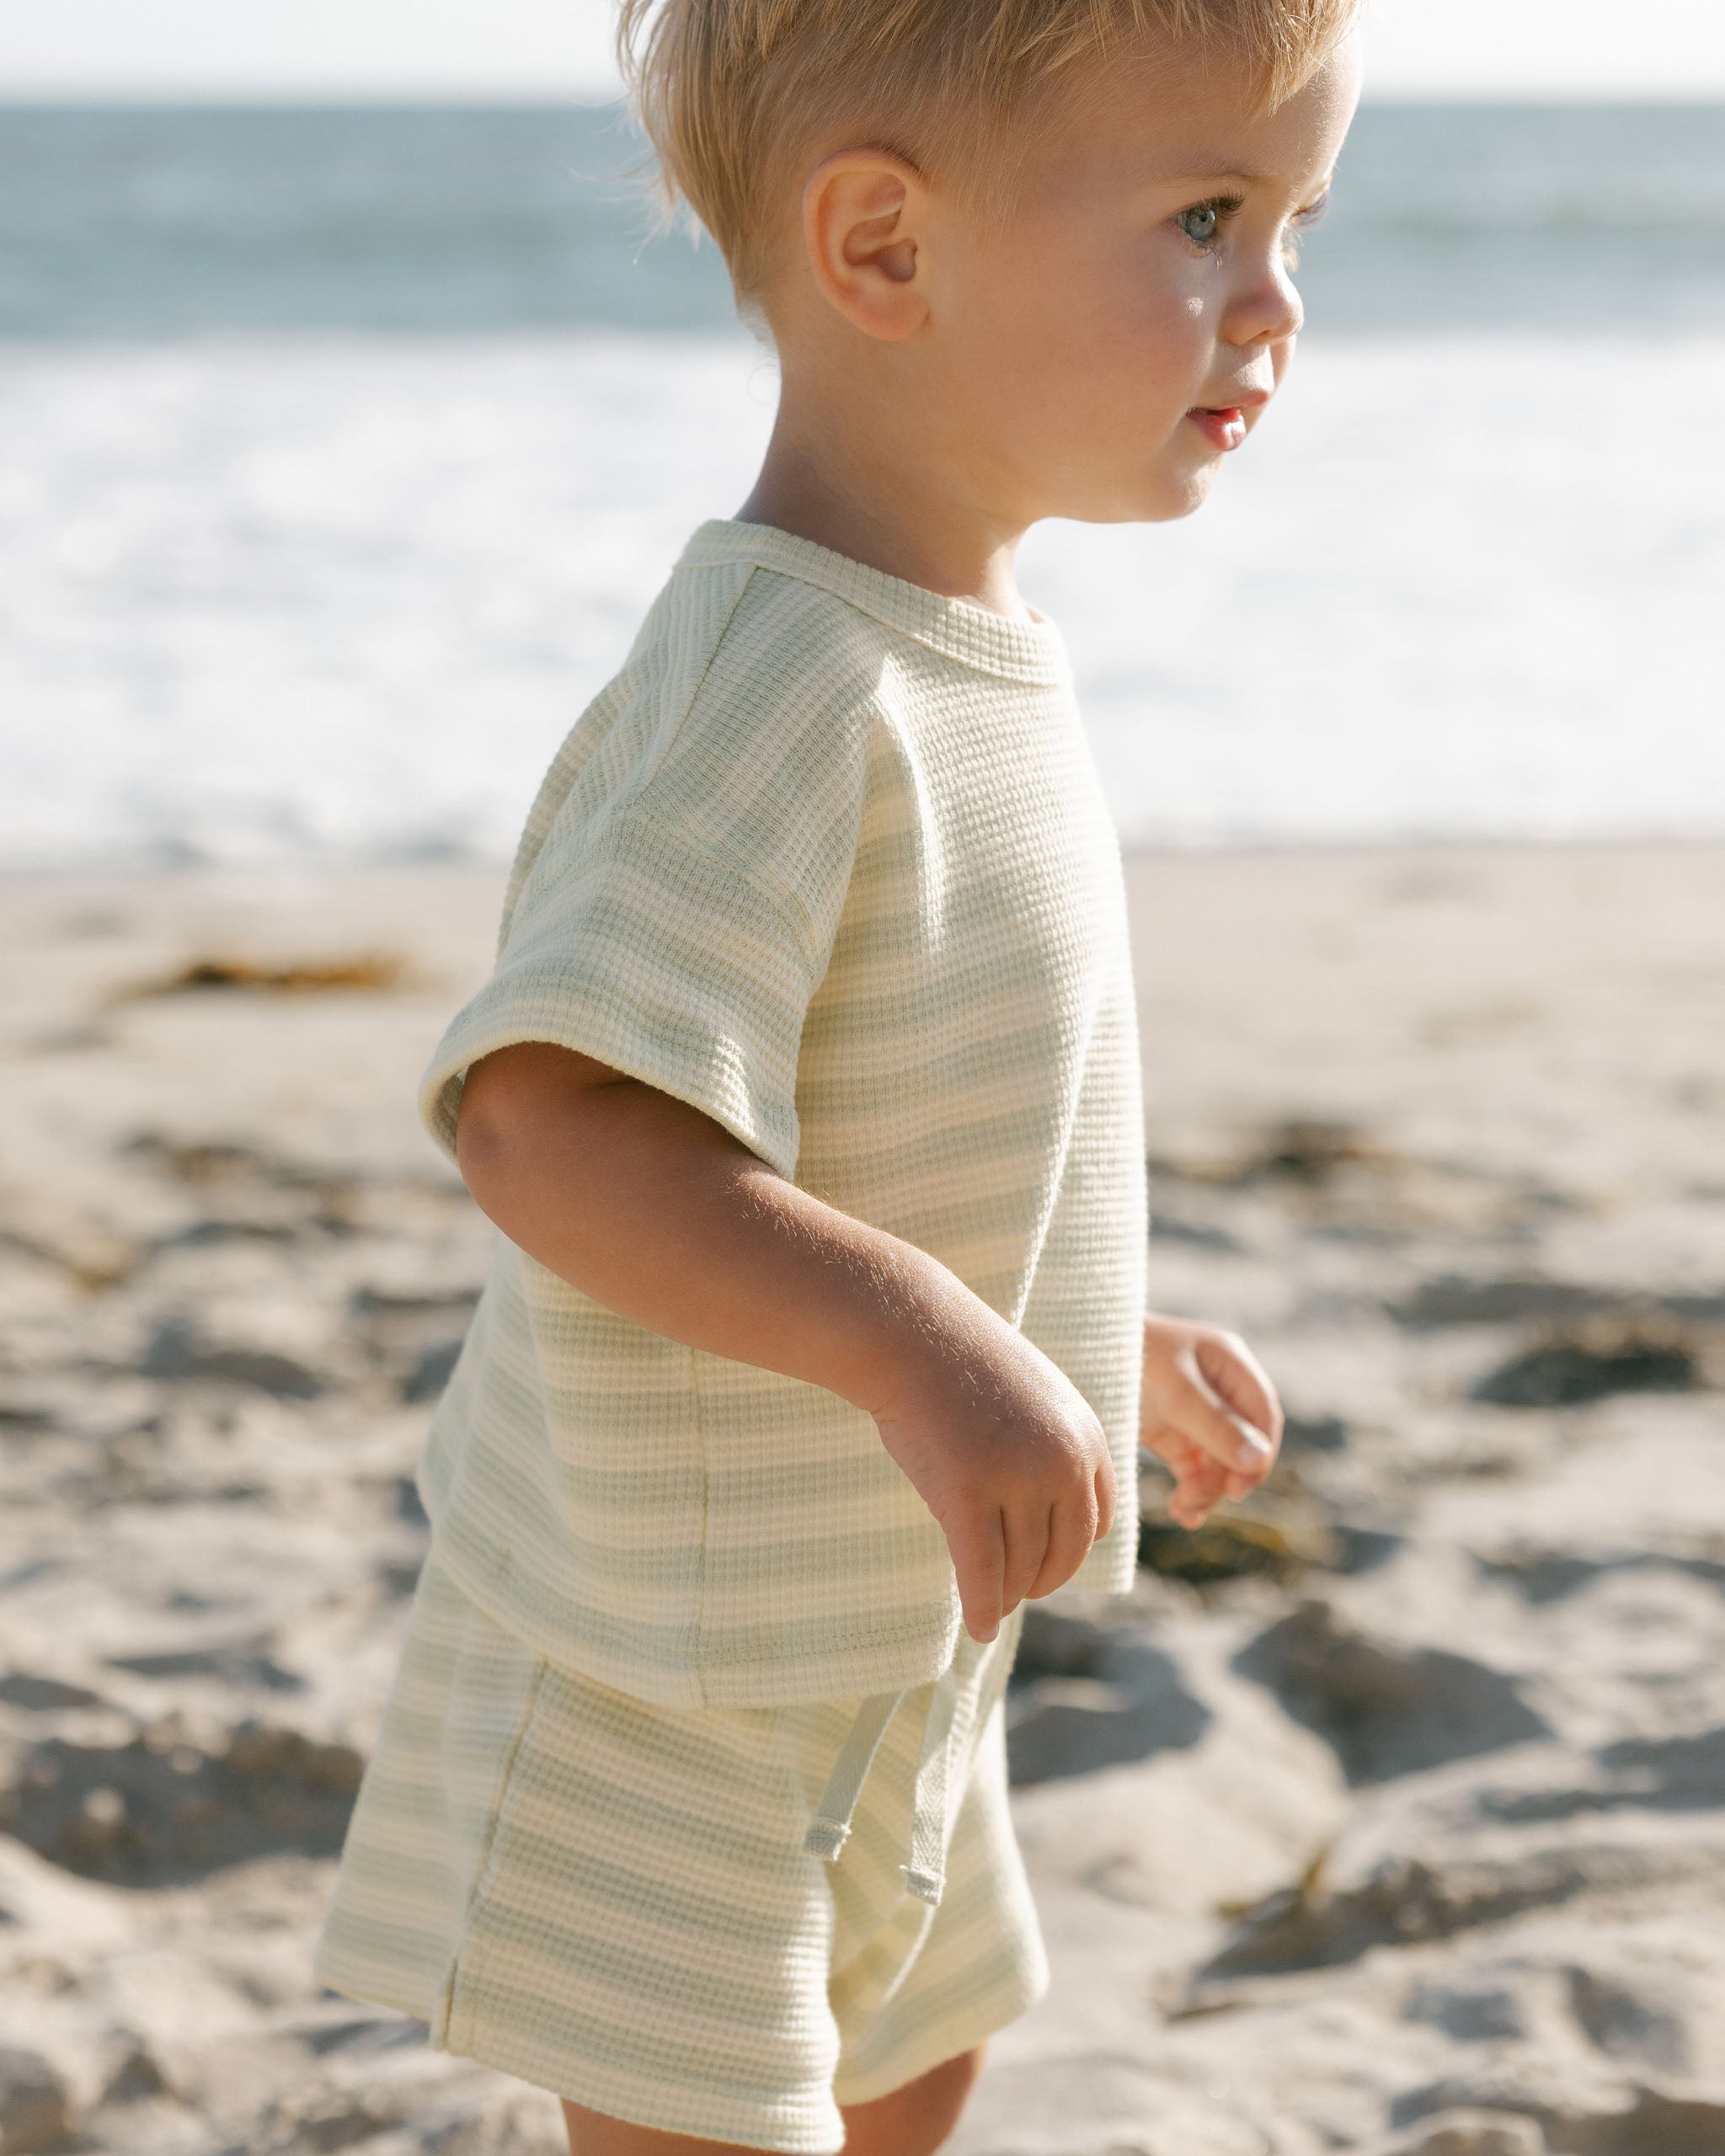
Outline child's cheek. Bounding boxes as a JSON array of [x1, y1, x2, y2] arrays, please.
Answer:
[[1126, 290, 1216, 426]]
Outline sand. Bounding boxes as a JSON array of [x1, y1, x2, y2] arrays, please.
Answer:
[[2, 843, 1722, 2156]]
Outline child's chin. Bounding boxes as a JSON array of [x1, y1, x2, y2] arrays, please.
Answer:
[[1130, 466, 1220, 524], [1059, 465, 1218, 527]]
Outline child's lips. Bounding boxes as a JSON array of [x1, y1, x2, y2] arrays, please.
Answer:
[[1185, 404, 1249, 452]]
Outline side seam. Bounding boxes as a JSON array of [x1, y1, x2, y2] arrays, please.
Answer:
[[431, 1544, 550, 2052], [687, 1342, 713, 1708]]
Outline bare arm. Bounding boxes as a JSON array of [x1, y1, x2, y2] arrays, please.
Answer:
[[455, 1038, 1114, 1642]]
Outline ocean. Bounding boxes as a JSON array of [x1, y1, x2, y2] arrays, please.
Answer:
[[3, 101, 1723, 865]]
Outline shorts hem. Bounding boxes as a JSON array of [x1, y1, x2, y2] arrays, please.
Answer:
[[829, 1956, 1052, 2111], [437, 2007, 846, 2155], [310, 1952, 439, 2038], [312, 1951, 842, 2151]]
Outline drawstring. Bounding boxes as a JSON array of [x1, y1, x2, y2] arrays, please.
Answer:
[[801, 1691, 901, 1864], [903, 1657, 961, 1903], [802, 1654, 969, 1906]]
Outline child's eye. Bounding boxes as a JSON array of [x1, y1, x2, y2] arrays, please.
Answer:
[[1175, 196, 1241, 253], [1280, 190, 1332, 270]]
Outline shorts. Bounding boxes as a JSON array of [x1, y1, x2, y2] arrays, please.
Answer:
[[312, 1544, 1049, 2153]]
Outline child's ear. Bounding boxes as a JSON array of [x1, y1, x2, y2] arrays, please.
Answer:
[[800, 152, 932, 341]]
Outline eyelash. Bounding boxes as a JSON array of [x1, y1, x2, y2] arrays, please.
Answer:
[[1175, 195, 1243, 257], [1283, 193, 1330, 269], [1174, 189, 1332, 264]]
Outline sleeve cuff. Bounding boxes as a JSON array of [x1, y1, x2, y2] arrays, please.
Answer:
[[417, 809, 817, 1182]]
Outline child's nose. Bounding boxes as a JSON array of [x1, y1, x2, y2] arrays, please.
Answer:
[[1225, 253, 1305, 350]]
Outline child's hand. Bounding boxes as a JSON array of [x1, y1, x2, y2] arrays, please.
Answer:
[[871, 1312, 1116, 1646], [1140, 1315, 1282, 1530]]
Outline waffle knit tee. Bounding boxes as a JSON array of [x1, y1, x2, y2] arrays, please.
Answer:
[[413, 517, 1148, 1711]]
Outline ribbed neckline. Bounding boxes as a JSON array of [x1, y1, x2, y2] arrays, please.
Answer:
[[675, 518, 1071, 686]]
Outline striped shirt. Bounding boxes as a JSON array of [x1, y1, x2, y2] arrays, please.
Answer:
[[414, 518, 1146, 1709]]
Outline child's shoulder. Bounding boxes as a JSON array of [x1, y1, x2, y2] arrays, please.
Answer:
[[630, 516, 1070, 771], [641, 520, 912, 735], [505, 515, 1071, 937], [499, 528, 897, 936], [531, 526, 907, 835]]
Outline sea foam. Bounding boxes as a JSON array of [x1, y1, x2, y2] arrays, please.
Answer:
[[3, 330, 1721, 866]]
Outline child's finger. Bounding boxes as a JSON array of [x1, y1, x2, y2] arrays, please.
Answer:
[[945, 1505, 1007, 1643], [1093, 1454, 1117, 1542], [1169, 1372, 1275, 1477], [1142, 1422, 1208, 1478], [1025, 1490, 1097, 1600], [1001, 1501, 1056, 1611], [1195, 1330, 1284, 1448], [1169, 1452, 1226, 1524]]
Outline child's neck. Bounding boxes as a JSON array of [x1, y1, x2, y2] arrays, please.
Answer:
[[734, 381, 1036, 623]]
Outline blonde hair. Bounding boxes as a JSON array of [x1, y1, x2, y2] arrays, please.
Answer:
[[616, 0, 1359, 296]]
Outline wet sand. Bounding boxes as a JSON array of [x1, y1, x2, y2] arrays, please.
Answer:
[[2, 844, 1722, 2156]]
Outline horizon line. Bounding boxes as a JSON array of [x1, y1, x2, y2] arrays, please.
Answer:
[[4, 83, 1725, 106]]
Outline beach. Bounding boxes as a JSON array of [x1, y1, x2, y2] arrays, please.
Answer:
[[3, 841, 1722, 2155]]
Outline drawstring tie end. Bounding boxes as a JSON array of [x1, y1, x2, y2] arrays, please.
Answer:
[[803, 1688, 900, 1874], [804, 1657, 968, 1909], [902, 1865, 944, 1905]]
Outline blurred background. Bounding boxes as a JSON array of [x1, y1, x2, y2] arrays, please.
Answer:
[[2, 0, 1724, 861], [3, 7, 1724, 2156]]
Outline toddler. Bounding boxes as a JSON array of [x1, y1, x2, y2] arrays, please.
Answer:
[[314, 2, 1362, 2149]]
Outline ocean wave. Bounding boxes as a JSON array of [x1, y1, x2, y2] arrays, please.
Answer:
[[3, 330, 1722, 865]]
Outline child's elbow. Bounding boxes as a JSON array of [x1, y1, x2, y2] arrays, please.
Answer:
[[453, 1046, 545, 1203], [453, 1073, 513, 1205], [453, 1040, 615, 1208]]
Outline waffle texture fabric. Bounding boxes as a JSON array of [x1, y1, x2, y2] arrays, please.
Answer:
[[414, 517, 1148, 1710], [312, 1545, 1046, 2153]]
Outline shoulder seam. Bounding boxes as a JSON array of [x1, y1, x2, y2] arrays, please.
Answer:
[[491, 556, 756, 961], [630, 558, 762, 801], [624, 561, 874, 966]]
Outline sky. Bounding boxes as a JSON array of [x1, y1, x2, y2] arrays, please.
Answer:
[[2, 0, 1722, 101]]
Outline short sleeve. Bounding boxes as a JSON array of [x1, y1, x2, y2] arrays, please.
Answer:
[[417, 804, 830, 1182]]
